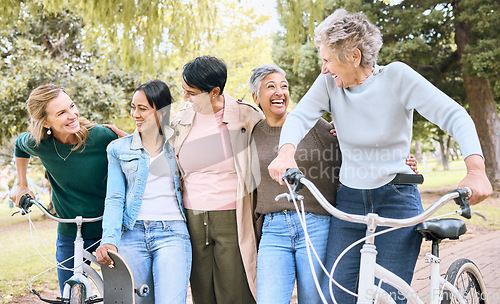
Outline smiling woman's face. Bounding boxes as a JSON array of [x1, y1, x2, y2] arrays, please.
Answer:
[[130, 90, 156, 133], [254, 72, 289, 124], [319, 45, 358, 88], [43, 92, 80, 137]]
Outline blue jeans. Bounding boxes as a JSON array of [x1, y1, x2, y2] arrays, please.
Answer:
[[55, 233, 100, 295], [119, 220, 192, 304], [257, 211, 331, 304], [321, 184, 423, 304]]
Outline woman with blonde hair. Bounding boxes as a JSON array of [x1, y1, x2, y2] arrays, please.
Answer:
[[10, 83, 120, 294]]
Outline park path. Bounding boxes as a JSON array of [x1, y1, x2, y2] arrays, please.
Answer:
[[411, 225, 500, 302]]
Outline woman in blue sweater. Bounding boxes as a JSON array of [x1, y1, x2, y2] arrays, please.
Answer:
[[268, 8, 492, 304]]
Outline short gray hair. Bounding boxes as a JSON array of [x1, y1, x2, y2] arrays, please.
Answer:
[[314, 9, 382, 68], [250, 65, 286, 98]]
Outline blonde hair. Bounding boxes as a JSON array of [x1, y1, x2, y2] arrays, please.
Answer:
[[26, 84, 96, 151], [314, 9, 382, 68]]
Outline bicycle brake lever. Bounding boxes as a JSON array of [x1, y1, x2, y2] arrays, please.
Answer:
[[471, 210, 488, 221], [11, 208, 31, 216], [275, 192, 304, 203], [275, 193, 290, 201], [453, 188, 472, 219]]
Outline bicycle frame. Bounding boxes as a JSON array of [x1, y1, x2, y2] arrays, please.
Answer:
[[61, 216, 104, 301], [283, 174, 486, 304], [14, 196, 104, 302], [356, 230, 469, 304]]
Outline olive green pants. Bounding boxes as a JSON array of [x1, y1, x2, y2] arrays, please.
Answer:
[[186, 209, 255, 304]]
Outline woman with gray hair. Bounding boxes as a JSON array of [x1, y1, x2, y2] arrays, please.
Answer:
[[250, 64, 341, 303], [268, 8, 491, 304]]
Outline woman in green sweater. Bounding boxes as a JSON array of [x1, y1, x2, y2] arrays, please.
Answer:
[[10, 84, 120, 295]]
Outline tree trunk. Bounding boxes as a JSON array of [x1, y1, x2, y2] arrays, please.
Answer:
[[438, 136, 450, 171], [455, 2, 500, 192], [461, 75, 500, 190], [414, 140, 423, 163]]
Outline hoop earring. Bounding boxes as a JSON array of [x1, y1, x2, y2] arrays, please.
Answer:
[[47, 128, 52, 135]]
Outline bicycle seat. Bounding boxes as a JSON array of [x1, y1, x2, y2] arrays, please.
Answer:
[[415, 218, 466, 241]]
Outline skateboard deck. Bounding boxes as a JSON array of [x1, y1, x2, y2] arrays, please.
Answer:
[[101, 250, 135, 304]]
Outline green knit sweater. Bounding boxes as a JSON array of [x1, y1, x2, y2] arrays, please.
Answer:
[[253, 118, 341, 216], [15, 125, 117, 239]]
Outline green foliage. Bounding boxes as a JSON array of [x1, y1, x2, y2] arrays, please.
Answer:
[[0, 0, 275, 152], [272, 0, 499, 147], [273, 0, 368, 102], [0, 3, 137, 146], [199, 1, 273, 101], [29, 0, 215, 74], [454, 0, 500, 100], [272, 37, 320, 103]]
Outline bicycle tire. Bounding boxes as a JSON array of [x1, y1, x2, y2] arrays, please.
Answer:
[[70, 283, 86, 304], [442, 258, 488, 304]]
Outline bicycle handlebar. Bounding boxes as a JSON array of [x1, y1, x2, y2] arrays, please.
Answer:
[[280, 168, 473, 228], [13, 194, 103, 224]]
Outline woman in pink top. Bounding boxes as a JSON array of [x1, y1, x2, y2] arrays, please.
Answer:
[[171, 55, 263, 303]]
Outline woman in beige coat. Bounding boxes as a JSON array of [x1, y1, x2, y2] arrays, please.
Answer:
[[171, 55, 263, 304]]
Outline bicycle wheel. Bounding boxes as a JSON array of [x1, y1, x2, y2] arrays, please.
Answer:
[[442, 258, 487, 304], [70, 283, 86, 304]]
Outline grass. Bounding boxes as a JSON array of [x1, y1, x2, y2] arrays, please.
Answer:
[[420, 168, 466, 188], [417, 158, 500, 229], [0, 205, 59, 304], [420, 202, 500, 230], [419, 158, 467, 188]]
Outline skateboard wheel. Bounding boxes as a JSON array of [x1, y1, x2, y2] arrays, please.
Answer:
[[136, 284, 149, 297]]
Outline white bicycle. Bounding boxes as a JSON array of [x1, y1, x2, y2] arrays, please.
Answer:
[[12, 194, 104, 303], [279, 168, 489, 304]]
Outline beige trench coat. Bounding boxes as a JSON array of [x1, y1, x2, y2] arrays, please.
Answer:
[[171, 93, 264, 299]]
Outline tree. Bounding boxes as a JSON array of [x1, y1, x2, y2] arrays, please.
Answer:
[[1, 0, 216, 75], [0, 1, 274, 146], [272, 0, 500, 190], [452, 0, 500, 191], [0, 3, 137, 149]]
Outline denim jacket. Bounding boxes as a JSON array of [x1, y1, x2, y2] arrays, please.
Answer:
[[101, 127, 185, 249]]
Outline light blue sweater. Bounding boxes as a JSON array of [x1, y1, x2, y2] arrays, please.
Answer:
[[279, 61, 483, 189]]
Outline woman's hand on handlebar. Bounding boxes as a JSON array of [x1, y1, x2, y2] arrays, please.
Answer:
[[9, 185, 35, 208], [96, 244, 117, 266], [268, 144, 298, 185], [459, 154, 492, 205]]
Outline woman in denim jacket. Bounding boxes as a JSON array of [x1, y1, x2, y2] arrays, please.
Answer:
[[97, 80, 191, 304]]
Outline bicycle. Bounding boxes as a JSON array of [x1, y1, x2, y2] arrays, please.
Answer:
[[278, 168, 489, 304], [12, 194, 149, 304], [12, 194, 104, 303]]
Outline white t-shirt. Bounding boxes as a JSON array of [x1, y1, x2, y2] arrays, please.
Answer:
[[137, 151, 183, 221]]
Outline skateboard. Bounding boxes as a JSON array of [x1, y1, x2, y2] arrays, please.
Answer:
[[101, 250, 149, 303]]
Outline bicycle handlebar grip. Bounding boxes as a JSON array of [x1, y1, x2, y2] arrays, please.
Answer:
[[453, 188, 471, 219], [19, 194, 34, 211], [282, 168, 304, 184], [282, 168, 305, 194]]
